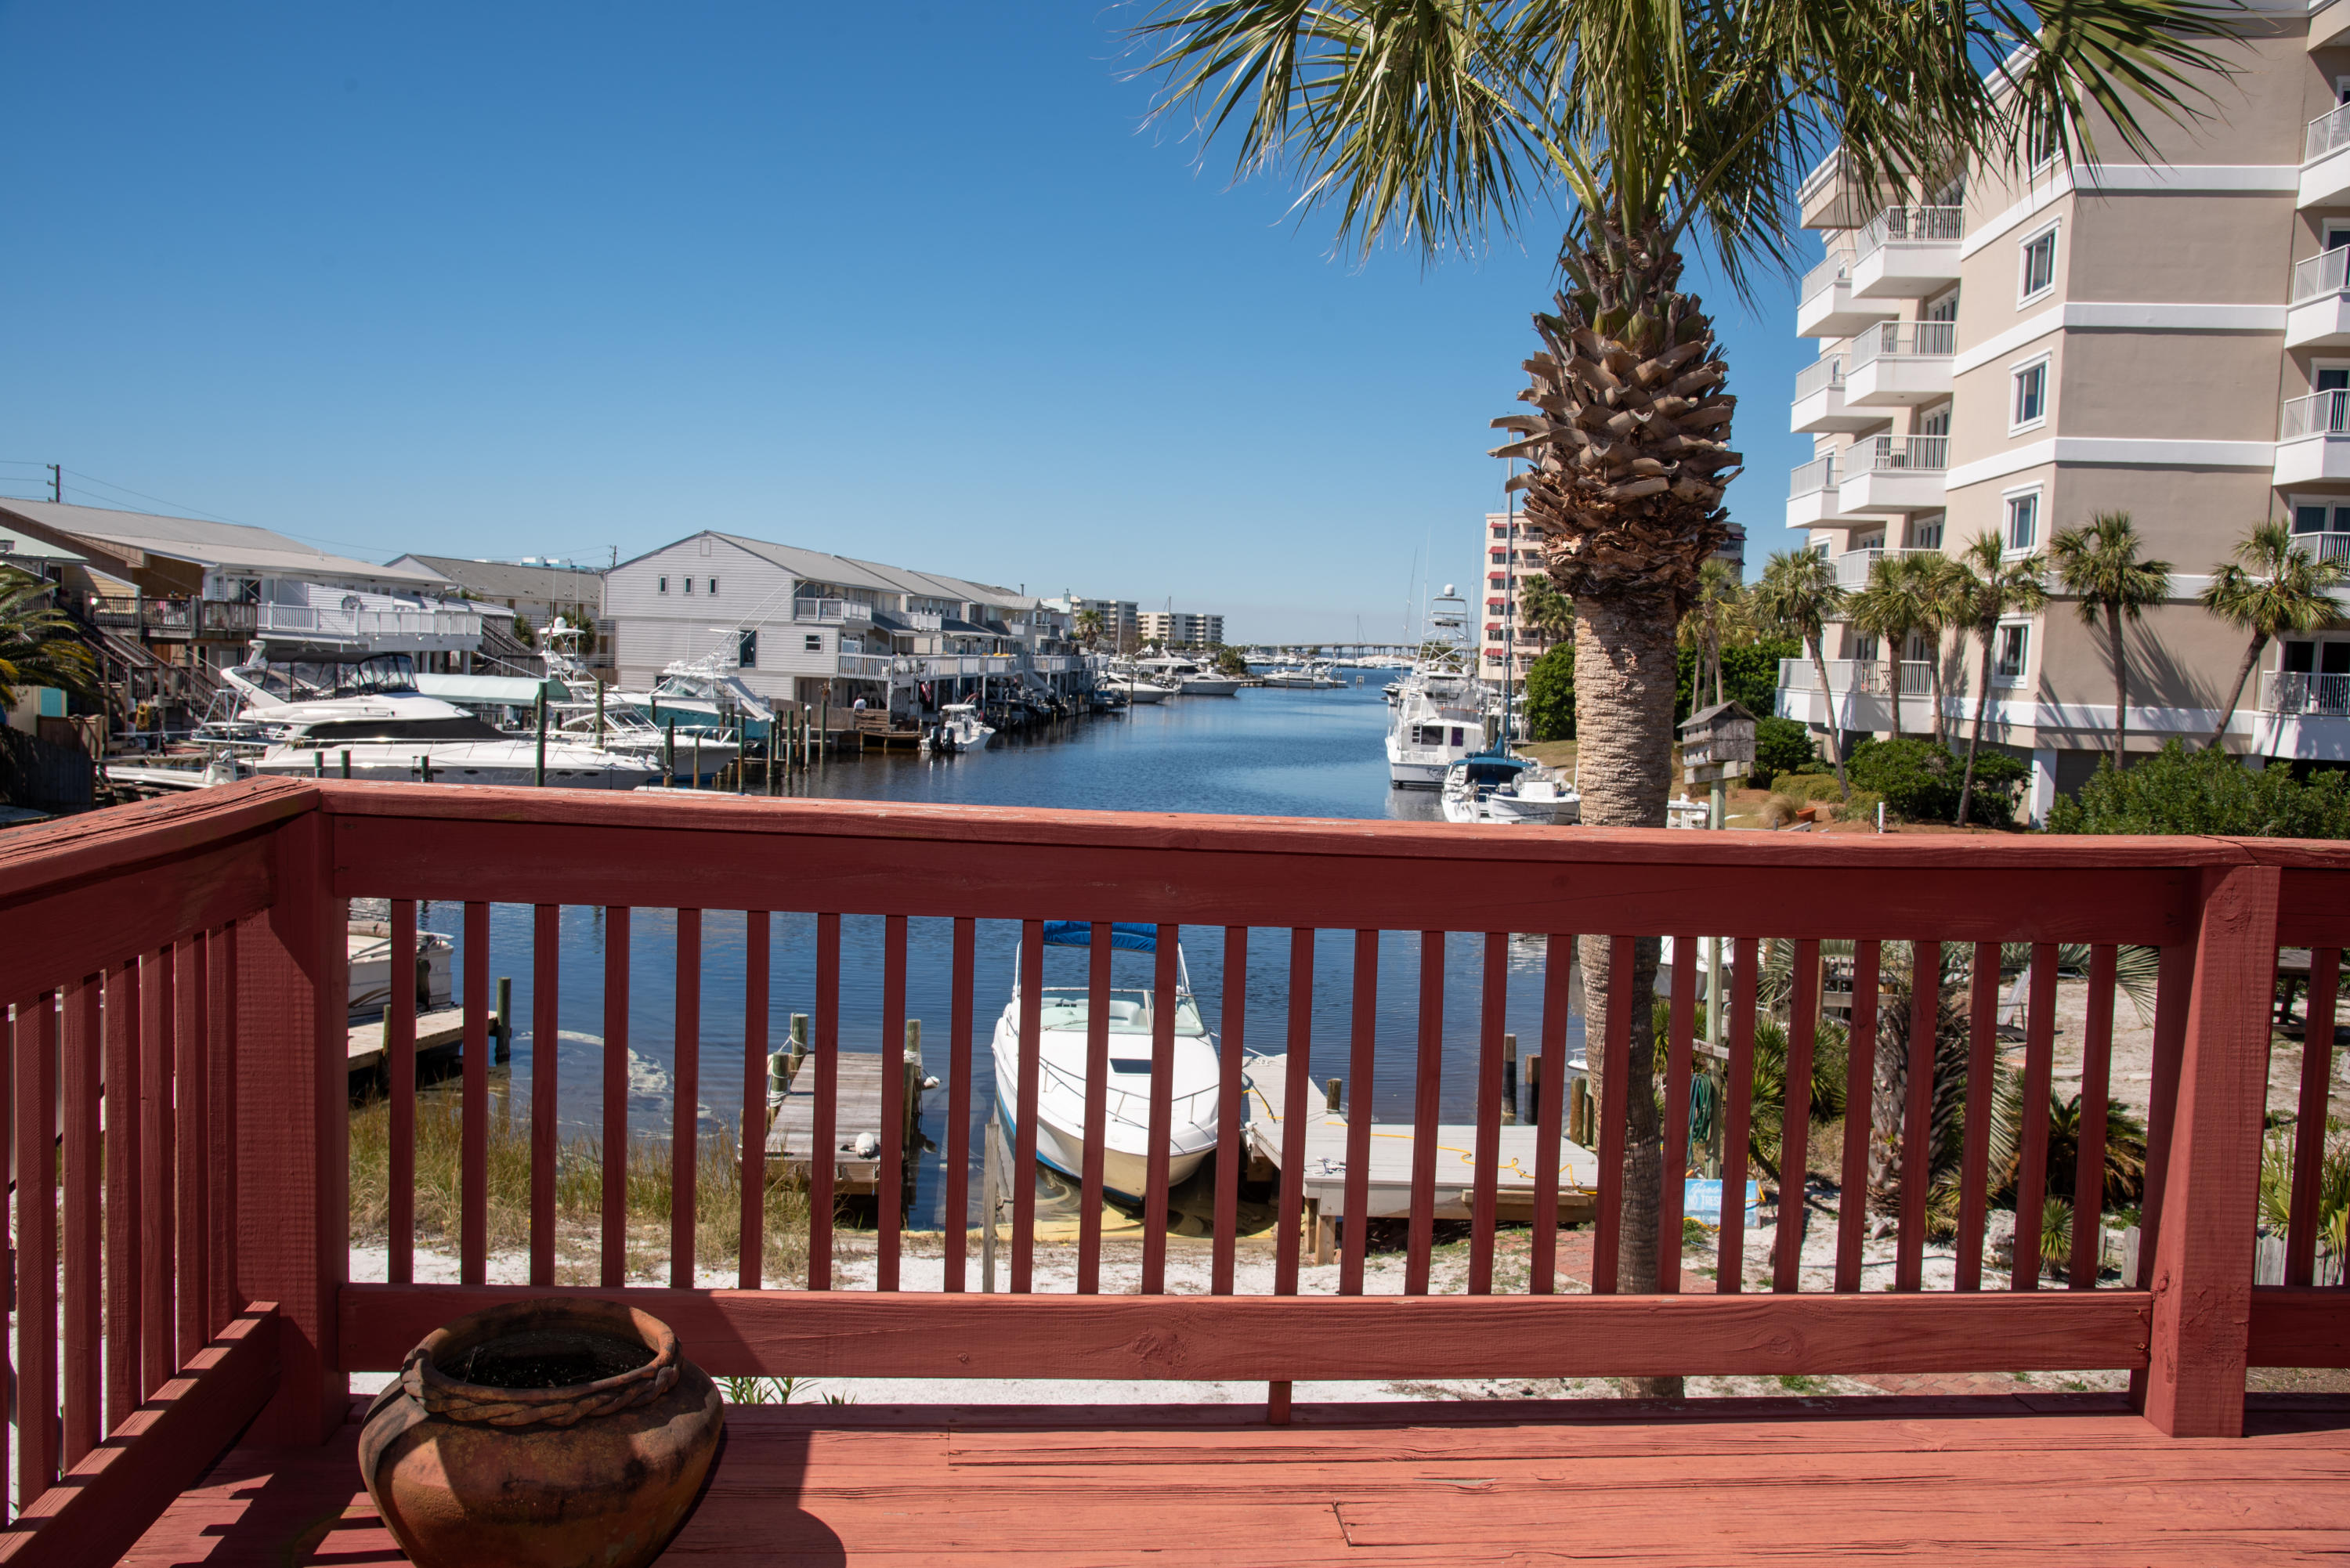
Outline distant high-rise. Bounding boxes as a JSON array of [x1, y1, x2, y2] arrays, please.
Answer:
[[1138, 609, 1224, 649]]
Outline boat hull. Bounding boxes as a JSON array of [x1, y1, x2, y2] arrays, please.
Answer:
[[253, 742, 660, 789], [992, 1091, 1208, 1203]]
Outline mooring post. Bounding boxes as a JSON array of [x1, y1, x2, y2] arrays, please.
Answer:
[[533, 692, 547, 788], [339, 748, 352, 779], [1570, 1076, 1590, 1147], [1325, 1076, 1342, 1115], [494, 976, 512, 1064], [1502, 1031, 1519, 1125], [789, 1012, 810, 1083]]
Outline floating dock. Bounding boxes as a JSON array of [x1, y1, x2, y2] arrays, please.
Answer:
[[764, 1041, 927, 1196], [346, 1006, 468, 1073]]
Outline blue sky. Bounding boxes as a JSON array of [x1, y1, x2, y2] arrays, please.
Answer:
[[0, 3, 1815, 642]]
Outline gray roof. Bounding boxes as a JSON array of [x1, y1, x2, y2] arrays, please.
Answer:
[[0, 524, 88, 565], [676, 532, 1038, 614], [389, 554, 604, 603], [0, 500, 450, 589]]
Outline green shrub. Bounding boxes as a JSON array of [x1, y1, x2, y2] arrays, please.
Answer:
[[1524, 644, 1575, 741], [1845, 737, 2026, 825], [1676, 638, 1802, 724], [1751, 715, 1814, 789], [1770, 772, 1847, 805], [2045, 740, 2350, 838]]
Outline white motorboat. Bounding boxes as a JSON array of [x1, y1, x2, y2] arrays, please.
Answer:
[[224, 652, 663, 789], [1385, 587, 1486, 788], [1138, 655, 1242, 697], [1104, 663, 1175, 704], [926, 702, 995, 753], [1262, 660, 1345, 689], [347, 918, 454, 1019], [1439, 753, 1582, 825], [989, 922, 1220, 1201]]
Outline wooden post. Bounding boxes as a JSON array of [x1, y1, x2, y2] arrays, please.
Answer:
[[533, 692, 547, 788], [237, 810, 348, 1445], [1325, 1076, 1342, 1115], [1570, 1075, 1590, 1147], [2138, 861, 2279, 1438], [1502, 1031, 1518, 1125], [494, 976, 512, 1064], [981, 1118, 1000, 1294], [903, 1018, 923, 1154], [1527, 1052, 1543, 1139], [790, 1011, 810, 1082]]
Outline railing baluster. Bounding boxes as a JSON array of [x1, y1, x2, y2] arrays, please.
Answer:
[[1954, 941, 2001, 1292], [139, 950, 173, 1396], [1593, 934, 1635, 1296], [878, 914, 907, 1292], [1078, 923, 1112, 1295], [1274, 928, 1314, 1296], [741, 911, 769, 1291], [943, 917, 975, 1293], [1341, 929, 1377, 1297], [63, 977, 101, 1467], [175, 935, 206, 1363], [2012, 943, 2059, 1292], [1405, 931, 1444, 1296], [2073, 944, 2118, 1291], [1773, 939, 1820, 1294], [461, 902, 489, 1287], [2288, 947, 2341, 1287], [1141, 923, 1178, 1293], [531, 905, 560, 1288], [0, 1002, 13, 1515], [389, 901, 418, 1286], [1531, 933, 1571, 1295], [1896, 941, 1937, 1292], [1717, 937, 1759, 1295], [104, 958, 139, 1434], [2135, 942, 2195, 1297], [1010, 919, 1042, 1294], [1658, 936, 1695, 1294], [1470, 932, 1507, 1295], [602, 907, 630, 1288], [19, 988, 58, 1501], [1835, 941, 1881, 1294], [212, 923, 238, 1335], [672, 909, 702, 1288], [1213, 925, 1248, 1296]]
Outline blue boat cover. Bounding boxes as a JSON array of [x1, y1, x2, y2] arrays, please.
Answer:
[[1040, 921, 1157, 952]]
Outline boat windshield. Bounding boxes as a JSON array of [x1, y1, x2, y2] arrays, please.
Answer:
[[243, 654, 420, 702], [1033, 987, 1208, 1038]]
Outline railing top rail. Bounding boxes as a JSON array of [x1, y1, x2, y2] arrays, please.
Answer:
[[0, 778, 314, 909]]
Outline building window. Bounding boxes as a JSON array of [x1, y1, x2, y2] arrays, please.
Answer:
[[2011, 357, 2049, 432], [682, 576, 692, 594], [2005, 490, 2040, 553], [1994, 623, 2030, 684], [2019, 224, 2058, 303], [739, 630, 757, 668], [805, 634, 822, 652], [658, 576, 668, 594], [2026, 119, 2062, 172], [708, 578, 718, 595], [1909, 513, 1945, 550]]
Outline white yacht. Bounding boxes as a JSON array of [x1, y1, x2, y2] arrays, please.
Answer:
[[226, 652, 662, 789], [1385, 588, 1485, 788], [989, 923, 1220, 1201], [1104, 663, 1176, 704], [927, 703, 994, 753], [1138, 655, 1242, 697], [1262, 660, 1345, 689], [538, 627, 741, 784], [1439, 753, 1582, 825]]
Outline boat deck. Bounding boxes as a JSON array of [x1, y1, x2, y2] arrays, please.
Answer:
[[124, 1393, 2350, 1565]]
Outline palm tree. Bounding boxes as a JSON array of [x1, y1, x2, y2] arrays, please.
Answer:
[[1517, 574, 1573, 656], [1132, 0, 2227, 1325], [1915, 553, 1972, 750], [1074, 608, 1104, 652], [1678, 558, 1744, 709], [0, 569, 97, 712], [1846, 553, 1932, 742], [1954, 533, 2048, 829], [2049, 511, 2172, 768], [2200, 522, 2348, 750], [1752, 549, 1850, 801]]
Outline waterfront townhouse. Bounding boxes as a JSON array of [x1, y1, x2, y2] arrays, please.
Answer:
[[1781, 3, 2350, 815]]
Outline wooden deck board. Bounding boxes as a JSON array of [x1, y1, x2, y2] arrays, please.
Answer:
[[120, 1395, 2350, 1566], [765, 1053, 924, 1196]]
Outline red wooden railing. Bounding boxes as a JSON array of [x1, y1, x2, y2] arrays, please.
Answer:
[[2, 780, 2347, 1559]]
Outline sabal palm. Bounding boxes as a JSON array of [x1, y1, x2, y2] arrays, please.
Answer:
[[1752, 549, 1850, 801], [1954, 533, 2048, 828], [2200, 522, 2349, 749], [1914, 553, 1972, 749], [0, 569, 97, 710], [2049, 511, 2172, 767], [1518, 573, 1573, 654], [1846, 552, 1934, 742], [1133, 0, 2225, 1317], [1678, 557, 1744, 708]]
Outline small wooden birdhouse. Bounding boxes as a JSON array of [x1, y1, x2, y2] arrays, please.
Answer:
[[1679, 701, 1756, 780]]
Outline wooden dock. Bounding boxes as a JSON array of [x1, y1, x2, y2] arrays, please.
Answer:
[[345, 1005, 468, 1073], [765, 1044, 927, 1195]]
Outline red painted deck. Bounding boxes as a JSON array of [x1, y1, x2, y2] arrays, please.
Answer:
[[125, 1394, 2350, 1565]]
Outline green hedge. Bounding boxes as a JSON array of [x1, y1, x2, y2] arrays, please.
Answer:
[[2045, 740, 2350, 837], [1845, 737, 2027, 824]]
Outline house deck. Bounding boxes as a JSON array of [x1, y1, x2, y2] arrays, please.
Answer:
[[125, 1393, 2350, 1565]]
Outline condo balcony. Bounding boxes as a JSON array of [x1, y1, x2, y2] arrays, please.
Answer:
[[1789, 355, 1878, 434], [2276, 390, 2350, 486], [1850, 205, 1963, 298], [2288, 244, 2350, 349], [1785, 453, 1870, 528], [1773, 656, 1936, 733], [1831, 544, 1938, 589], [2304, 103, 2350, 208], [1836, 434, 1948, 515], [1795, 250, 1894, 337], [1843, 320, 1957, 406], [2265, 668, 2350, 716]]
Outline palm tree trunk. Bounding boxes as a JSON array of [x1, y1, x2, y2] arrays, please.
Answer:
[[2206, 634, 2267, 750], [1804, 634, 1852, 800], [1711, 632, 1725, 708], [1885, 630, 1904, 742], [2106, 604, 2128, 767], [1958, 630, 1996, 828]]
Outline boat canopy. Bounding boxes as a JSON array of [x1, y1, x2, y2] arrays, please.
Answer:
[[1040, 921, 1157, 952], [1455, 753, 1531, 780]]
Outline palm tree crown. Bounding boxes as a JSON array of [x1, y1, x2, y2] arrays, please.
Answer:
[[1846, 552, 1936, 742], [1952, 533, 2048, 827], [0, 569, 98, 712], [2200, 522, 2348, 749], [1752, 548, 1849, 800], [2049, 511, 2171, 766]]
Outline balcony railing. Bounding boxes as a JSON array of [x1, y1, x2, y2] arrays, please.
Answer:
[[2263, 670, 2350, 714], [2293, 244, 2350, 305], [2, 778, 2341, 1559], [1793, 356, 1846, 401], [1844, 434, 1950, 475], [837, 652, 895, 680], [2289, 529, 2350, 563], [2281, 390, 2350, 442], [1831, 546, 1939, 588], [1788, 453, 1837, 497], [791, 598, 874, 623], [85, 596, 258, 640], [1776, 656, 1934, 695], [1799, 251, 1853, 303], [1846, 319, 1957, 370], [1853, 204, 1964, 259], [2309, 101, 2350, 164]]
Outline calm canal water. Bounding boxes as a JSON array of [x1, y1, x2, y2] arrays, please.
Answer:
[[410, 674, 1584, 1226]]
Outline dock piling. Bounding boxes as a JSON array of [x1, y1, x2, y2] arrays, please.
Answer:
[[1502, 1031, 1518, 1125], [494, 976, 512, 1064], [981, 1118, 1000, 1293], [1527, 1053, 1542, 1126], [1569, 1076, 1590, 1147], [1325, 1077, 1342, 1115], [340, 748, 352, 779]]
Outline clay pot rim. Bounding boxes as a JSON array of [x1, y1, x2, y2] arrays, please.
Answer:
[[414, 1297, 679, 1411]]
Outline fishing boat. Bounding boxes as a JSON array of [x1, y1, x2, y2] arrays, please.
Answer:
[[989, 922, 1220, 1201], [925, 702, 995, 753], [1384, 587, 1486, 788], [1439, 753, 1582, 825]]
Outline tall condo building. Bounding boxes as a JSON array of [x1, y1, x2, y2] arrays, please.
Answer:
[[1139, 609, 1224, 649], [1480, 515, 1743, 692], [1781, 6, 2350, 818]]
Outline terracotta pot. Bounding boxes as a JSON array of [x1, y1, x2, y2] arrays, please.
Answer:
[[359, 1299, 723, 1568]]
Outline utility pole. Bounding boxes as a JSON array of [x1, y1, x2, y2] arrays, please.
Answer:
[[48, 464, 60, 503]]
